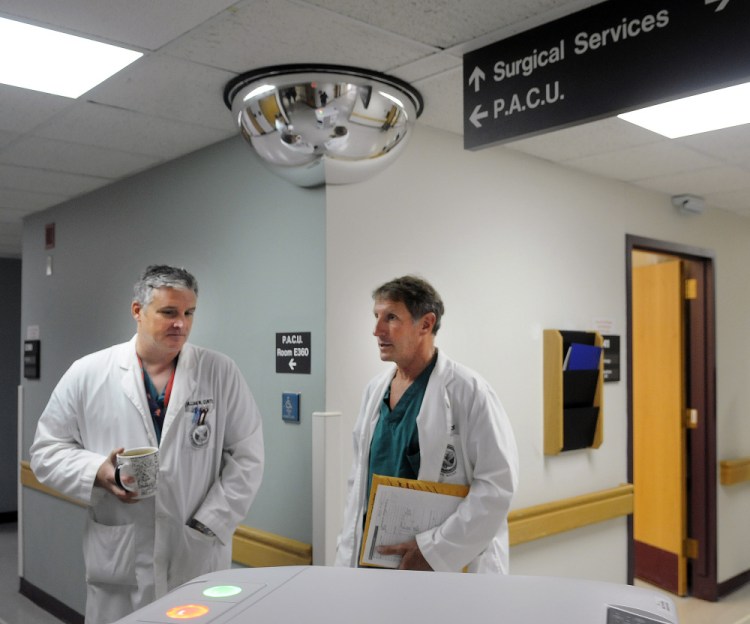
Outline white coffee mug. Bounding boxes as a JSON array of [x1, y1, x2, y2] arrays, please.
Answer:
[[115, 446, 159, 499]]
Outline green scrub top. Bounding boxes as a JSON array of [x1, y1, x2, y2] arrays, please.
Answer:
[[366, 353, 438, 507]]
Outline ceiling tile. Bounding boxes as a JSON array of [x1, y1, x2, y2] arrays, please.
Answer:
[[0, 219, 22, 256], [413, 67, 464, 136], [677, 124, 750, 168], [565, 142, 721, 182], [0, 137, 162, 179], [507, 118, 662, 162], [0, 163, 108, 196], [0, 188, 69, 212], [0, 84, 73, 134], [33, 101, 232, 159], [0, 220, 22, 239], [1, 0, 750, 257], [301, 0, 594, 50], [0, 208, 28, 221], [87, 54, 237, 131], [163, 0, 435, 74], [391, 53, 462, 84], [0, 130, 16, 148], [635, 166, 750, 196], [0, 0, 239, 50]]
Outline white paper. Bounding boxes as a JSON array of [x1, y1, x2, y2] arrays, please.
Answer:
[[361, 485, 463, 568]]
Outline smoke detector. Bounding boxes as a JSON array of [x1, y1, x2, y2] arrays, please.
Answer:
[[671, 194, 706, 215]]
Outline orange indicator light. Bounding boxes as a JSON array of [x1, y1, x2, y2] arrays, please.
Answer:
[[166, 604, 210, 619]]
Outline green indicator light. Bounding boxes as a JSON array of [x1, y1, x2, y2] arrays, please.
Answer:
[[203, 585, 242, 598]]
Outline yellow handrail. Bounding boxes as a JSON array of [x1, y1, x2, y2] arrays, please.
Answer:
[[20, 461, 633, 566], [720, 457, 750, 486]]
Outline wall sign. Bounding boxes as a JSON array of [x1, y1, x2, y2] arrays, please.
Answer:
[[276, 332, 311, 374], [602, 335, 620, 383], [463, 0, 750, 149], [24, 340, 40, 379]]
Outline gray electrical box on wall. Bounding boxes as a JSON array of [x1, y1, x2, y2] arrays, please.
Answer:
[[24, 340, 40, 379]]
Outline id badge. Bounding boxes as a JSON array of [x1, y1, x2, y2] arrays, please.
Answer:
[[186, 399, 214, 448]]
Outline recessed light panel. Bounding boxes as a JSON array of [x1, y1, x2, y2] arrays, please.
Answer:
[[618, 82, 750, 139], [0, 17, 142, 98]]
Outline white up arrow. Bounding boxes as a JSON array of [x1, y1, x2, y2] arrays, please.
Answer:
[[468, 66, 486, 93]]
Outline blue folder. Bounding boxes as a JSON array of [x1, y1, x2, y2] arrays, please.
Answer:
[[564, 343, 603, 371]]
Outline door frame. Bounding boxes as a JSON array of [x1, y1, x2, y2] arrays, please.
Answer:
[[626, 234, 718, 601]]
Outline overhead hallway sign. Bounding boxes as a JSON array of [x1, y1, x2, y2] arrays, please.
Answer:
[[463, 0, 750, 149]]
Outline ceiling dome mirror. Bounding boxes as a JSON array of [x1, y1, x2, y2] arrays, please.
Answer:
[[224, 64, 423, 187]]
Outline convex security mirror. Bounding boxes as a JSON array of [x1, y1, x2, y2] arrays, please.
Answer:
[[224, 64, 423, 187]]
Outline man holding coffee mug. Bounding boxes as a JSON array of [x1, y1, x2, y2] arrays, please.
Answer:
[[30, 265, 264, 624]]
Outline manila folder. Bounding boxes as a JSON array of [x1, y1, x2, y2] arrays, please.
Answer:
[[359, 474, 469, 569]]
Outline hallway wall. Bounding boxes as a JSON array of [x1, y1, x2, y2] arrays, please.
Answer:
[[20, 136, 326, 613], [325, 124, 750, 585], [18, 120, 750, 617]]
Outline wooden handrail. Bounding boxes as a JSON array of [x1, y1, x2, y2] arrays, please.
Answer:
[[21, 461, 633, 565], [508, 484, 633, 546], [720, 457, 750, 486], [20, 461, 311, 566]]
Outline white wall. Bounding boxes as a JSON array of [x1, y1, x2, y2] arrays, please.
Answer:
[[325, 124, 750, 584]]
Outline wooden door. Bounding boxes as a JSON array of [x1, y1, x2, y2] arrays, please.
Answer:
[[632, 259, 688, 596]]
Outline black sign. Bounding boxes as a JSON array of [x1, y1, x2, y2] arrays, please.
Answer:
[[276, 332, 311, 374], [24, 340, 40, 380], [602, 335, 620, 383], [464, 0, 750, 149]]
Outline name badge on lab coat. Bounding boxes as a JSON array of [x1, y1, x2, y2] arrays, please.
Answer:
[[186, 399, 214, 448]]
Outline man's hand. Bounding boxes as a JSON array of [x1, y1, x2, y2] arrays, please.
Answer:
[[377, 539, 433, 571], [94, 448, 139, 503]]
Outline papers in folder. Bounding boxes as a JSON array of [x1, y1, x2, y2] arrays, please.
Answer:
[[359, 474, 469, 569]]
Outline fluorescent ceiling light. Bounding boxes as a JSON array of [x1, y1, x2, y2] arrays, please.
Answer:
[[618, 82, 750, 139], [0, 17, 142, 98], [243, 84, 275, 102]]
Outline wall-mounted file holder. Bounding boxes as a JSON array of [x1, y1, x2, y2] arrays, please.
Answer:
[[544, 329, 604, 454]]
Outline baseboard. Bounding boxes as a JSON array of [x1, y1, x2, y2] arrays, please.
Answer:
[[19, 578, 84, 624], [718, 568, 750, 598]]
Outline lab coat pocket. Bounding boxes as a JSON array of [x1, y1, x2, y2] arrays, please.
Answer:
[[169, 525, 223, 587], [83, 517, 137, 586]]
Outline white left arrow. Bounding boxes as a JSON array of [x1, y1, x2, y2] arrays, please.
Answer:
[[289, 358, 297, 371], [468, 66, 486, 93], [469, 105, 489, 128]]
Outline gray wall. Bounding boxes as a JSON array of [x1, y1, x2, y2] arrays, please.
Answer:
[[0, 257, 21, 514], [21, 136, 325, 612]]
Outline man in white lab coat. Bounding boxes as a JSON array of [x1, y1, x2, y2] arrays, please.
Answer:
[[336, 275, 518, 573], [30, 265, 264, 623]]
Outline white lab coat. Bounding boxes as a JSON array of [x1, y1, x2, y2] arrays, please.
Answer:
[[335, 350, 518, 573], [30, 336, 264, 624]]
